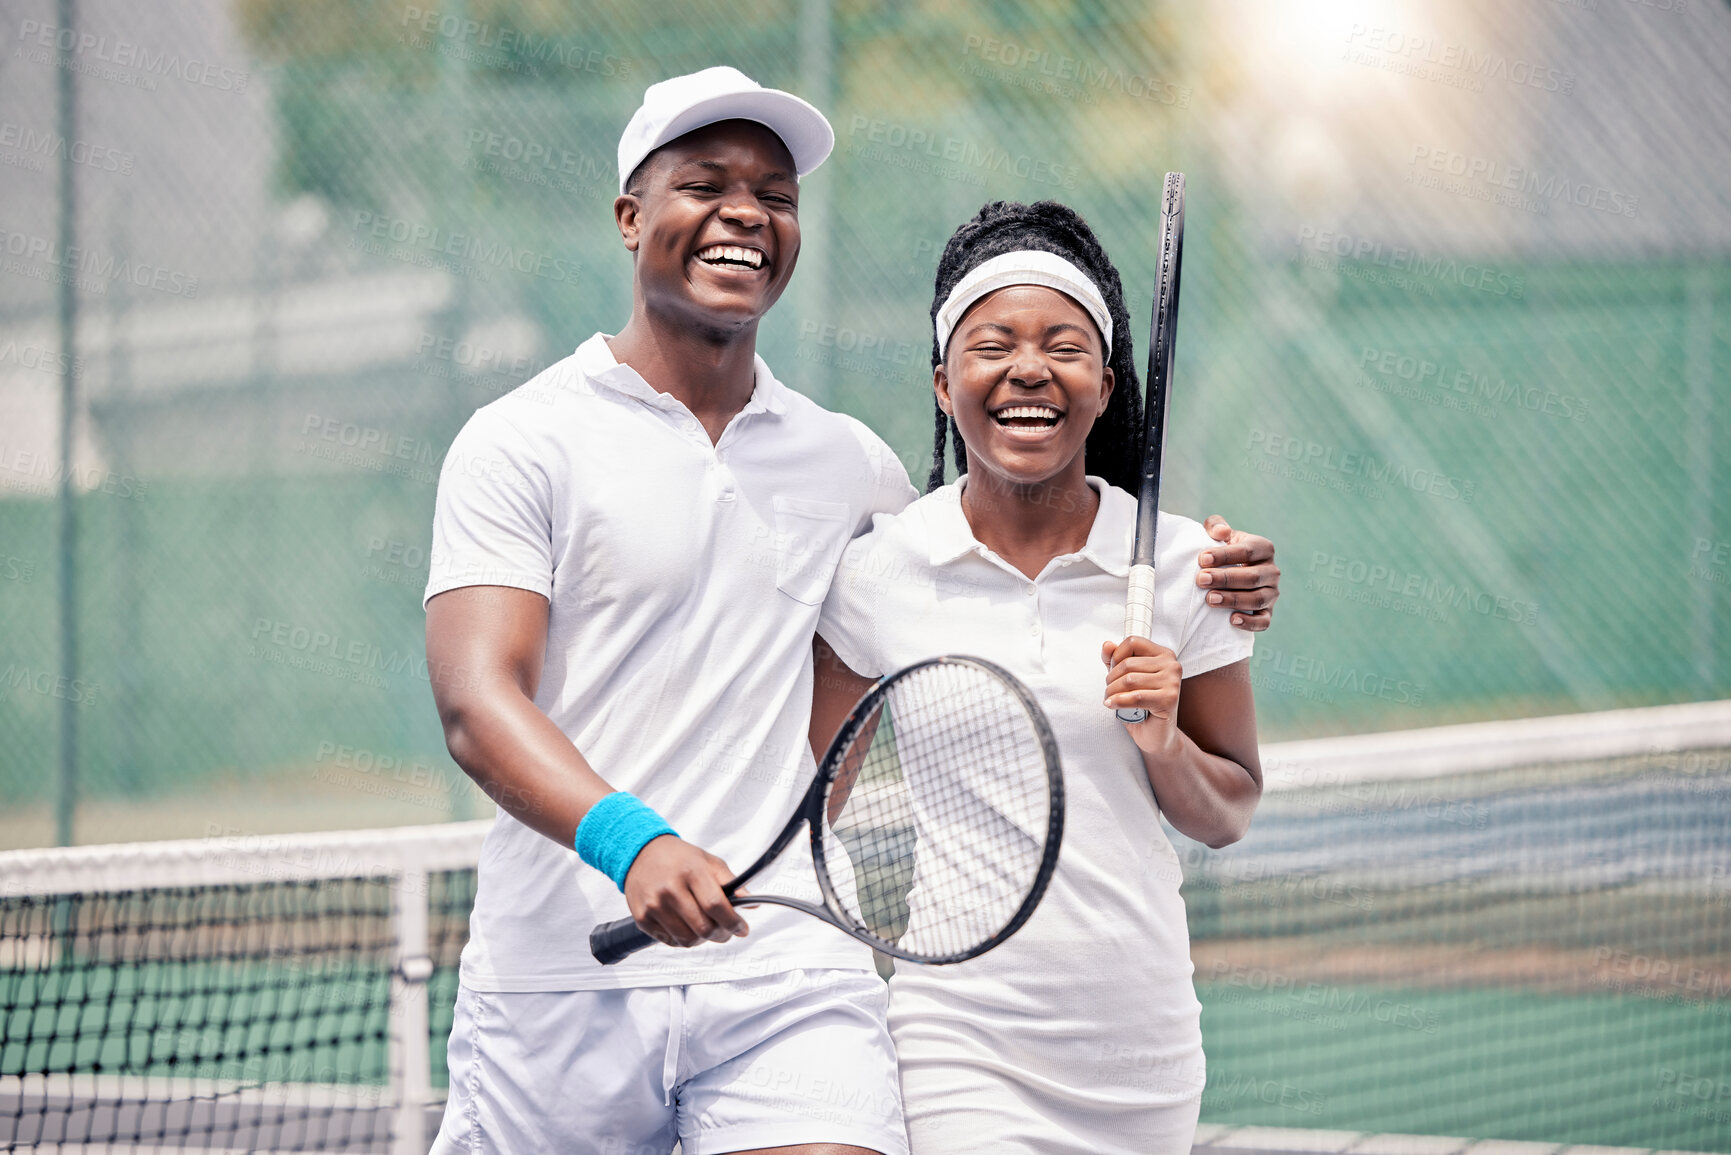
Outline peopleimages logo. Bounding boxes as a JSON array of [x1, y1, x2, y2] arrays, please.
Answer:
[[349, 211, 578, 284], [0, 442, 148, 501], [0, 338, 81, 377], [1307, 549, 1540, 627], [1358, 346, 1588, 422], [462, 129, 609, 192], [1407, 146, 1638, 218], [1202, 1073, 1326, 1116], [398, 7, 631, 77], [1344, 24, 1576, 95], [247, 617, 478, 693], [1245, 428, 1476, 504], [1, 662, 100, 707], [1294, 227, 1526, 299], [16, 19, 249, 92], [0, 226, 199, 298], [1691, 537, 1731, 588], [1252, 646, 1425, 707], [0, 120, 134, 174], [846, 116, 1079, 190], [958, 35, 1190, 107]]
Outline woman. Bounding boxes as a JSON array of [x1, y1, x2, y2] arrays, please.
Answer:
[[811, 200, 1263, 1154]]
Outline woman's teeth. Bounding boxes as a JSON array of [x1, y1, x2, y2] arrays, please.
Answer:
[[995, 406, 1061, 428]]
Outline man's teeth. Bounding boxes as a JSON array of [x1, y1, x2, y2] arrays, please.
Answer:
[[697, 245, 764, 268], [995, 406, 1062, 425]]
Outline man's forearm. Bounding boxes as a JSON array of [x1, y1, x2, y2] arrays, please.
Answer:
[[427, 586, 617, 849], [441, 688, 615, 848]]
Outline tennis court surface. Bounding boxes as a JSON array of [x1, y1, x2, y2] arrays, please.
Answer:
[[4, 702, 1728, 1153]]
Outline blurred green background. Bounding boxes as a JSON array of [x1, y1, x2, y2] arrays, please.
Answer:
[[2, 1, 1729, 1149], [3, 0, 1724, 844]]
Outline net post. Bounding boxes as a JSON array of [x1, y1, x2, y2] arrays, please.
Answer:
[[391, 864, 433, 1155]]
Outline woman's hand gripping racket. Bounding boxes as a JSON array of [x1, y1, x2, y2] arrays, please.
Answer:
[[1117, 171, 1185, 724], [590, 656, 1064, 966]]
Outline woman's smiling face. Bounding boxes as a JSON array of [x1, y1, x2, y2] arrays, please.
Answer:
[[937, 284, 1114, 491]]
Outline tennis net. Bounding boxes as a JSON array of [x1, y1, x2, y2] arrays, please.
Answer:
[[4, 700, 1728, 1154], [1179, 699, 1731, 1153], [0, 822, 486, 1153]]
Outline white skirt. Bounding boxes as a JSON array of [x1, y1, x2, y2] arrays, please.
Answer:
[[890, 976, 1204, 1155]]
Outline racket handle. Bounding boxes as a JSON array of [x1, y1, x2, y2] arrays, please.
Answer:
[[1116, 563, 1158, 723], [1122, 563, 1157, 639], [590, 916, 657, 965]]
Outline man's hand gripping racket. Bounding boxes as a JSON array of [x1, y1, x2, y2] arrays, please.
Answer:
[[590, 656, 1065, 967], [1116, 171, 1185, 726]]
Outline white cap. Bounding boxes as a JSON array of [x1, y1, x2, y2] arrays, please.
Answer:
[[617, 66, 835, 194]]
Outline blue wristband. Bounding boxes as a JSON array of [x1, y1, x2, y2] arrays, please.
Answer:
[[575, 792, 678, 891]]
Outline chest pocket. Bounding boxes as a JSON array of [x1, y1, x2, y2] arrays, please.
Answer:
[[771, 495, 851, 605]]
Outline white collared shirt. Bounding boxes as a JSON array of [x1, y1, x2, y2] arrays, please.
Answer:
[[816, 476, 1252, 1118], [426, 333, 916, 990]]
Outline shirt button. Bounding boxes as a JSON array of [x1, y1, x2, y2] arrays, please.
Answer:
[[1025, 583, 1037, 596]]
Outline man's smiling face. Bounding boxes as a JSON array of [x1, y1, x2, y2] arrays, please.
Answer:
[[616, 119, 801, 338]]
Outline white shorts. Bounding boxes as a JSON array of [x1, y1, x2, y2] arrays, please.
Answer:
[[430, 968, 909, 1155]]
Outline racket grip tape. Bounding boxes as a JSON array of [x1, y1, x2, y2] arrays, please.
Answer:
[[589, 916, 657, 965], [1116, 564, 1159, 724], [1122, 564, 1157, 639]]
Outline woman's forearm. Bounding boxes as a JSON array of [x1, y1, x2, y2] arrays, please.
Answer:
[[1141, 731, 1261, 848], [1141, 660, 1262, 848]]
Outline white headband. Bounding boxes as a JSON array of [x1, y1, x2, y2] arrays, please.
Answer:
[[934, 250, 1113, 358]]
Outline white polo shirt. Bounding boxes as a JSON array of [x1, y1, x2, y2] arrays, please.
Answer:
[[816, 477, 1253, 1145], [425, 333, 917, 991]]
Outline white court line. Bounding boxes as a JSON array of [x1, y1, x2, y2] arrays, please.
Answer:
[[0, 1071, 397, 1109], [1194, 1125, 1730, 1155]]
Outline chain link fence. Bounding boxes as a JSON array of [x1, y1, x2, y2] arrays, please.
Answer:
[[0, 0, 1727, 843]]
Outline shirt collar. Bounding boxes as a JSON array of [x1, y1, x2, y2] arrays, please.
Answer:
[[926, 475, 1134, 576], [1078, 480, 1135, 577], [573, 333, 789, 417], [925, 481, 979, 567]]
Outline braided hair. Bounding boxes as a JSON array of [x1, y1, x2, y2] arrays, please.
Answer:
[[925, 200, 1144, 494]]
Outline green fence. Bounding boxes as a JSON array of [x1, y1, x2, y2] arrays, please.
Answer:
[[1, 1, 1727, 826]]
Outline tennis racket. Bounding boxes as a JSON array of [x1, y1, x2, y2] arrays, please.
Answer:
[[1117, 171, 1186, 724], [590, 655, 1064, 966]]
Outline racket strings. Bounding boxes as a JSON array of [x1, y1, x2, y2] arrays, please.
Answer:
[[820, 662, 1054, 962]]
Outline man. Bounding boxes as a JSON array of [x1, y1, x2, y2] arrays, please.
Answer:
[[424, 67, 1281, 1155]]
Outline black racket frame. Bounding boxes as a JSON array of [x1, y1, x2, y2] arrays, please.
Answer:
[[1116, 171, 1186, 724], [590, 654, 1064, 966]]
